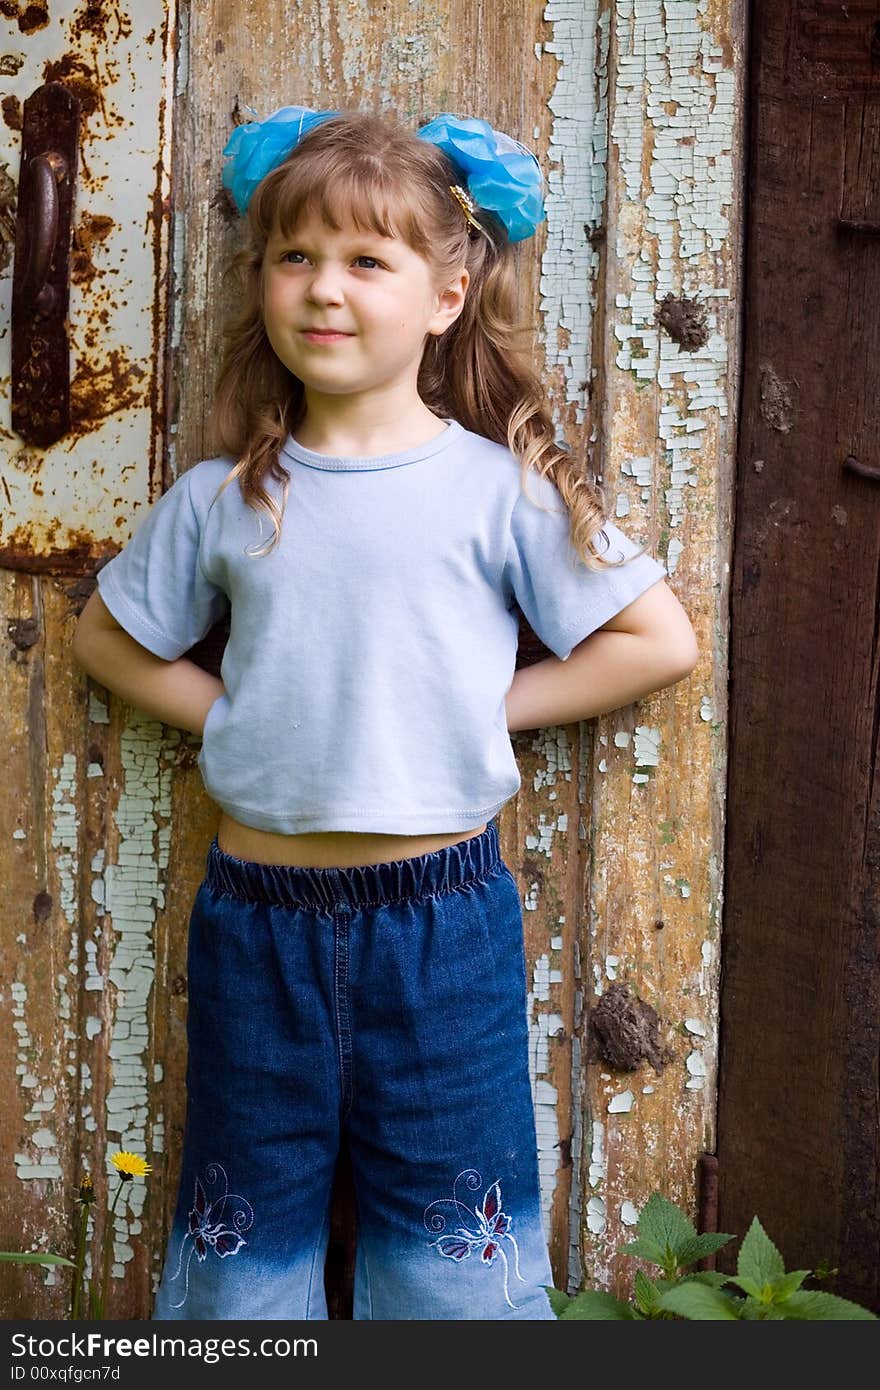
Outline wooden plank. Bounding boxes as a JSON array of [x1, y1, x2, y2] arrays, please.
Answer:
[[574, 0, 741, 1295], [718, 0, 880, 1310]]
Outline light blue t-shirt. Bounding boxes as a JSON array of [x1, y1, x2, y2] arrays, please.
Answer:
[[96, 418, 667, 834]]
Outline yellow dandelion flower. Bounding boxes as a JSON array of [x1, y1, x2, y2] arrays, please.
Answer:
[[110, 1151, 153, 1180]]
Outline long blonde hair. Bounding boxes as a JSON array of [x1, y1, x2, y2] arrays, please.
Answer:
[[210, 108, 644, 572]]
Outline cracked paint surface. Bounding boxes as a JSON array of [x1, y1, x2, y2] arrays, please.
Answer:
[[607, 0, 733, 588], [537, 0, 734, 1295], [540, 0, 609, 422], [100, 716, 174, 1280]]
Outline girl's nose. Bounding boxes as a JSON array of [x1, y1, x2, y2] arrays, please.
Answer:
[[306, 268, 344, 303]]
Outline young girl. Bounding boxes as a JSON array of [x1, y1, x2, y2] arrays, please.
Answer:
[[73, 106, 697, 1321]]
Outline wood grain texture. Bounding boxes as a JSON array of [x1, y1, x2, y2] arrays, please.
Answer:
[[717, 0, 880, 1312], [0, 0, 739, 1317]]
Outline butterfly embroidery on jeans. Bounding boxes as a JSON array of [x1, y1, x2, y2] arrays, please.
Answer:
[[424, 1168, 527, 1309], [166, 1162, 254, 1309]]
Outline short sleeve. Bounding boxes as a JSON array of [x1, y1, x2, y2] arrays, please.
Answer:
[[95, 468, 228, 660], [502, 473, 668, 661]]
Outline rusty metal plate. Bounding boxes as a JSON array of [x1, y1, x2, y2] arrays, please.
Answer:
[[0, 1, 175, 574]]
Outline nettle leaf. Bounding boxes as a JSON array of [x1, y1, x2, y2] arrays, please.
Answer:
[[675, 1231, 736, 1267], [679, 1270, 737, 1290], [637, 1192, 697, 1260], [558, 1290, 639, 1320], [737, 1216, 785, 1285], [545, 1285, 571, 1315], [728, 1275, 765, 1300], [634, 1268, 661, 1316], [780, 1290, 878, 1321], [656, 1282, 743, 1320], [771, 1269, 813, 1300], [619, 1236, 667, 1266]]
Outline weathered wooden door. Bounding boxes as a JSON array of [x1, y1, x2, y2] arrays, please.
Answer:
[[717, 0, 880, 1312], [1, 1, 737, 1318]]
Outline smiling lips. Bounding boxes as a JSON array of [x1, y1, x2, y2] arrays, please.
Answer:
[[301, 328, 353, 341]]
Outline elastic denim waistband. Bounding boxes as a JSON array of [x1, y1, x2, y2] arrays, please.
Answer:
[[204, 819, 503, 912]]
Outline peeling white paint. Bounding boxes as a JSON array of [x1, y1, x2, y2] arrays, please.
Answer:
[[586, 1194, 607, 1234], [525, 810, 568, 856], [684, 1017, 707, 1036], [12, 978, 63, 1180], [51, 753, 78, 927], [633, 726, 661, 779], [699, 695, 715, 722], [620, 1200, 640, 1226], [88, 691, 110, 724], [531, 727, 573, 792], [685, 1048, 708, 1091], [604, 954, 619, 980], [608, 1089, 635, 1114], [610, 0, 733, 539], [541, 0, 609, 421], [100, 716, 176, 1284], [528, 939, 561, 1226]]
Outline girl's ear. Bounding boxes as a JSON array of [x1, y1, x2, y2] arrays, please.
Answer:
[[429, 268, 470, 337]]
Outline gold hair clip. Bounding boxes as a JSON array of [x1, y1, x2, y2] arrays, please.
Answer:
[[449, 182, 484, 236]]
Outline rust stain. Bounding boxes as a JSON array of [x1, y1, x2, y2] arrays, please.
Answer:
[[71, 211, 115, 290], [0, 2, 50, 35], [67, 0, 133, 46], [0, 530, 116, 574], [42, 54, 104, 124], [1, 93, 22, 130], [70, 348, 148, 433], [0, 54, 26, 77]]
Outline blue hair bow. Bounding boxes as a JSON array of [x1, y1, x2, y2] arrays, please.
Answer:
[[415, 114, 546, 244], [222, 106, 340, 215], [221, 105, 546, 244]]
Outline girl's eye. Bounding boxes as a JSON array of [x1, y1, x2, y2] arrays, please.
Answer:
[[280, 251, 384, 269]]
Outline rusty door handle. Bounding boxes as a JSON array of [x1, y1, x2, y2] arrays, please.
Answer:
[[11, 82, 80, 448], [843, 455, 880, 481], [21, 151, 67, 316]]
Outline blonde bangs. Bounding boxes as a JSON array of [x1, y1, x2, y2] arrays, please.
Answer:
[[251, 143, 430, 259]]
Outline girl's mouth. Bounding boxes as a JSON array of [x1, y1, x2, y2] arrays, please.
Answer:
[[301, 330, 353, 343]]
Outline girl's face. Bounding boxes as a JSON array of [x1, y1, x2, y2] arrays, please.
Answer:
[[261, 211, 467, 400]]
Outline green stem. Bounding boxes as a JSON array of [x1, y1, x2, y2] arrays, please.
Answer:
[[98, 1181, 125, 1319], [69, 1203, 90, 1321]]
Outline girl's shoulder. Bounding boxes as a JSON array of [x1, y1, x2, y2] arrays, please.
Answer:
[[455, 424, 567, 512], [182, 453, 244, 518]]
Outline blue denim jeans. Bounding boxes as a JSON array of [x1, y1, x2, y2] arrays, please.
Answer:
[[152, 819, 556, 1320]]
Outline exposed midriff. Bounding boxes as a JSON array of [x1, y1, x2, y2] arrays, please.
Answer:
[[216, 810, 489, 868]]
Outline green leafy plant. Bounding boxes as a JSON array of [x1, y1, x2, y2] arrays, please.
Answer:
[[0, 1252, 75, 1267], [548, 1192, 877, 1320], [1, 1150, 151, 1320]]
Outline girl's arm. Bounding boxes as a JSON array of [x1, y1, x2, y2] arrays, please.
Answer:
[[73, 590, 224, 738], [505, 579, 697, 733]]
